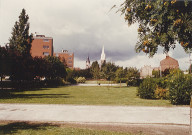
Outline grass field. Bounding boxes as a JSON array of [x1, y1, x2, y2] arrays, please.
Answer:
[[0, 122, 141, 135], [0, 86, 171, 106]]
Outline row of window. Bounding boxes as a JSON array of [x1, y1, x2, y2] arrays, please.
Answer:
[[43, 39, 49, 42], [43, 45, 49, 49]]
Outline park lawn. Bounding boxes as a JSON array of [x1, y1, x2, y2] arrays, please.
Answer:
[[0, 122, 140, 135], [0, 86, 171, 106]]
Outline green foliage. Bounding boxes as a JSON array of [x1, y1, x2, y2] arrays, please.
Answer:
[[119, 0, 192, 56], [44, 56, 67, 79], [126, 67, 140, 86], [9, 9, 33, 56], [66, 68, 77, 84], [76, 77, 86, 83], [115, 78, 127, 83], [101, 62, 118, 81], [138, 77, 157, 99], [154, 87, 169, 99], [72, 69, 92, 79], [90, 61, 100, 79], [169, 73, 192, 105], [152, 70, 160, 78]]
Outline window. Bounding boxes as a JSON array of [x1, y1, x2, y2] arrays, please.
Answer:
[[68, 57, 72, 60], [68, 61, 72, 63], [43, 52, 50, 56], [43, 45, 49, 49], [43, 39, 49, 42]]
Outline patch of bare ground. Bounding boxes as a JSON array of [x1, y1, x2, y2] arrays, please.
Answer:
[[0, 121, 189, 135], [60, 123, 189, 135]]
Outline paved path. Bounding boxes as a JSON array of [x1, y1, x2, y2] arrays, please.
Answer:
[[0, 104, 190, 125]]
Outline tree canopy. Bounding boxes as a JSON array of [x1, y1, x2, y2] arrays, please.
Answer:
[[119, 0, 192, 56], [9, 8, 33, 56]]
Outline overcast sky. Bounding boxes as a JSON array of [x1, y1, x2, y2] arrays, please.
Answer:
[[0, 0, 190, 70]]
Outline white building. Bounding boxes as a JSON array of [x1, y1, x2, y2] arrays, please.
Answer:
[[140, 65, 153, 79]]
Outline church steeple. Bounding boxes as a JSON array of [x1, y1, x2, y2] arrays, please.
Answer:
[[86, 55, 91, 69], [101, 45, 106, 66]]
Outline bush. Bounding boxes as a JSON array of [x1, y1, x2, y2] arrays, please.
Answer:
[[76, 77, 86, 83], [169, 73, 192, 105], [115, 78, 127, 83], [154, 87, 169, 99], [137, 77, 157, 99]]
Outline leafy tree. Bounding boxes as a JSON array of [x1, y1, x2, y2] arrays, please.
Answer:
[[126, 67, 140, 86], [44, 56, 67, 79], [101, 62, 118, 81], [9, 9, 33, 56], [0, 46, 9, 81], [115, 67, 124, 87], [152, 70, 160, 78], [119, 0, 192, 56], [90, 61, 100, 79], [72, 69, 92, 79]]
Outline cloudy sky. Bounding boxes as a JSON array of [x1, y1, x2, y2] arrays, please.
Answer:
[[0, 0, 190, 70]]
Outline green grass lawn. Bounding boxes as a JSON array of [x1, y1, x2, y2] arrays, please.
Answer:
[[0, 122, 142, 135], [0, 86, 171, 106]]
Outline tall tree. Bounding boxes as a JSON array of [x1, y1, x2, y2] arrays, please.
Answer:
[[115, 67, 124, 87], [90, 61, 100, 79], [119, 0, 192, 56], [9, 9, 33, 56]]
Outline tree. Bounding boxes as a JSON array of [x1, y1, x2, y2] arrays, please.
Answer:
[[115, 67, 124, 87], [126, 67, 140, 86], [0, 46, 9, 81], [9, 9, 33, 56], [101, 62, 118, 81], [119, 0, 192, 56], [44, 56, 67, 79], [90, 61, 100, 79]]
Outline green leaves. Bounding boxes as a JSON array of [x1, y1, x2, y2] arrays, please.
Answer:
[[119, 0, 192, 56], [9, 9, 33, 56]]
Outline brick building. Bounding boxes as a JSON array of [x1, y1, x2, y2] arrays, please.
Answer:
[[160, 55, 179, 71], [54, 50, 74, 69], [31, 35, 53, 57]]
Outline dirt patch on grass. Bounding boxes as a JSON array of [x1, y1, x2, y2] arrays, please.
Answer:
[[0, 121, 189, 135], [61, 123, 189, 135]]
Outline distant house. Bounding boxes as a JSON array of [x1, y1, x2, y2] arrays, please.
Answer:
[[54, 50, 74, 69], [31, 35, 53, 57], [140, 65, 153, 79], [160, 55, 179, 71]]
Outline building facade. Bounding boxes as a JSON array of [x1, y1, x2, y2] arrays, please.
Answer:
[[160, 55, 179, 71], [54, 50, 74, 69], [140, 65, 154, 79], [31, 35, 53, 57]]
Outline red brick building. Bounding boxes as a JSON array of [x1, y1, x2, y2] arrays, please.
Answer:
[[31, 35, 53, 57], [54, 50, 74, 69], [160, 55, 179, 71]]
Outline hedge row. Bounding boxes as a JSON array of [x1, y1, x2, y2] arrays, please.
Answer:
[[138, 72, 192, 105]]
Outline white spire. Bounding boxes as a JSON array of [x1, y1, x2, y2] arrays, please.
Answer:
[[101, 45, 106, 61]]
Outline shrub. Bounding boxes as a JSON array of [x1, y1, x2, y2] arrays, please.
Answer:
[[137, 77, 157, 99], [154, 87, 169, 99], [169, 73, 192, 105], [76, 77, 86, 83], [115, 78, 127, 83], [155, 77, 169, 89]]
